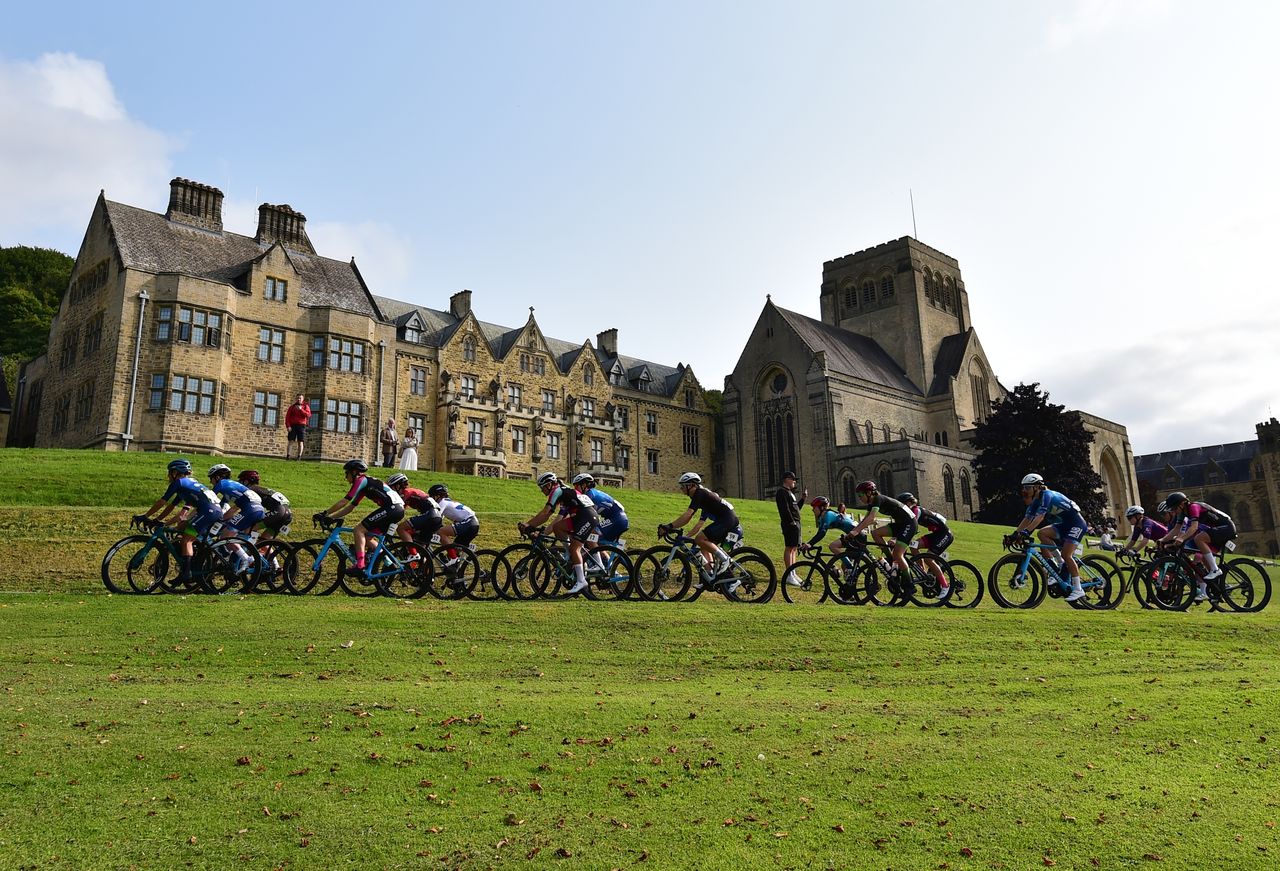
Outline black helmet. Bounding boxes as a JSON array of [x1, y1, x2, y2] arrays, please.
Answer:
[[896, 492, 916, 504], [428, 484, 449, 499], [1165, 491, 1187, 510], [238, 469, 260, 485], [387, 473, 409, 489], [343, 458, 368, 474]]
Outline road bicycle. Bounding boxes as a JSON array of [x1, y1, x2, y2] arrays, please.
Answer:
[[494, 527, 635, 600], [632, 529, 776, 603], [103, 516, 262, 595], [1135, 541, 1271, 612], [401, 529, 480, 601], [814, 534, 954, 607], [287, 517, 423, 598], [988, 534, 1119, 610]]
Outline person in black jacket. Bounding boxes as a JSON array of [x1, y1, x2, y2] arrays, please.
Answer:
[[776, 471, 807, 587]]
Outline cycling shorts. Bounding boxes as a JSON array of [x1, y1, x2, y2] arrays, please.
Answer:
[[917, 529, 954, 556], [450, 517, 480, 548], [228, 506, 265, 532], [599, 514, 629, 544], [703, 517, 737, 546], [361, 503, 405, 535], [1049, 512, 1087, 545], [262, 508, 293, 533], [184, 508, 223, 537], [409, 512, 445, 540], [884, 516, 918, 546]]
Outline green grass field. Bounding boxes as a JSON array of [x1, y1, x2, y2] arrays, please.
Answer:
[[1, 450, 1277, 869]]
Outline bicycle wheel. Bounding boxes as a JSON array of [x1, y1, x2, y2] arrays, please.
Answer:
[[780, 559, 828, 604], [102, 535, 169, 595], [253, 540, 291, 594], [429, 545, 478, 601], [822, 554, 865, 605], [1127, 560, 1153, 609], [1224, 559, 1272, 612], [493, 544, 536, 599], [987, 553, 1045, 609], [285, 539, 344, 595], [589, 545, 635, 600], [906, 554, 953, 607], [944, 559, 984, 609], [1078, 556, 1120, 609], [633, 546, 693, 602], [196, 539, 259, 595], [374, 542, 430, 599], [468, 548, 505, 601], [723, 547, 776, 603], [1142, 557, 1194, 611]]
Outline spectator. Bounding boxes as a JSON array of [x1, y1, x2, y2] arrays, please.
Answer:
[[399, 427, 419, 471], [284, 395, 310, 460], [380, 419, 399, 467], [1098, 526, 1119, 551], [775, 470, 807, 587]]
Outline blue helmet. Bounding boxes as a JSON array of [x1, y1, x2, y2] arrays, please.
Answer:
[[167, 458, 193, 476]]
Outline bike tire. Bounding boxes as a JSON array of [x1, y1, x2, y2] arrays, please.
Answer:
[[1079, 556, 1121, 610], [196, 539, 259, 595], [373, 542, 430, 599], [494, 544, 536, 599], [102, 534, 168, 595], [821, 553, 865, 605], [633, 546, 693, 602], [428, 545, 479, 601], [468, 548, 505, 601], [780, 559, 828, 604], [286, 539, 344, 595], [987, 553, 1045, 609], [723, 547, 776, 603], [1224, 558, 1272, 613], [589, 545, 635, 600], [943, 558, 984, 609], [906, 553, 953, 607], [253, 539, 291, 594]]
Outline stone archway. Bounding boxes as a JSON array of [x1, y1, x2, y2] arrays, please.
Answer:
[[1098, 446, 1125, 521]]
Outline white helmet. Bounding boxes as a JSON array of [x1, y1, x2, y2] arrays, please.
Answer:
[[571, 473, 594, 486], [1124, 505, 1144, 519], [1020, 473, 1045, 487], [536, 472, 558, 488], [678, 472, 702, 487], [208, 463, 232, 480]]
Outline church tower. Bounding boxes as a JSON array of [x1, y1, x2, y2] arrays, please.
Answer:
[[818, 237, 970, 395]]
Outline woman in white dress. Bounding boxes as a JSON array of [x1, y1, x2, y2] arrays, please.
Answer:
[[399, 427, 419, 471]]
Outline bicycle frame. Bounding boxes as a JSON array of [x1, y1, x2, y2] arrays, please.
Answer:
[[310, 521, 404, 581]]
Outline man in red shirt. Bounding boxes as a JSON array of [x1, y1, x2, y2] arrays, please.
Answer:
[[285, 394, 311, 459]]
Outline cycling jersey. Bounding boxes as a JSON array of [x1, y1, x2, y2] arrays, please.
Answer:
[[911, 505, 949, 534], [1183, 501, 1232, 527], [437, 497, 477, 525], [546, 485, 597, 519], [400, 487, 439, 515], [162, 476, 222, 515], [688, 486, 737, 525], [808, 509, 855, 545], [584, 487, 628, 542], [344, 474, 405, 510], [211, 479, 264, 516], [864, 493, 914, 526], [245, 484, 290, 514], [1024, 489, 1081, 523], [1127, 517, 1168, 545]]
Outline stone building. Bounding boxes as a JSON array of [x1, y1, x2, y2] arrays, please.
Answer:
[[1134, 419, 1280, 556], [721, 237, 1139, 521], [7, 178, 714, 490]]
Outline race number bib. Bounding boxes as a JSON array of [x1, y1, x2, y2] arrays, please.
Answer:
[[208, 521, 223, 536], [725, 531, 741, 546], [430, 534, 442, 545], [587, 532, 600, 545], [247, 531, 260, 544], [386, 522, 399, 536]]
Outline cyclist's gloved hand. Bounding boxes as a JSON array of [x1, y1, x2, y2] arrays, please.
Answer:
[[132, 514, 149, 528], [312, 512, 328, 524], [657, 523, 671, 536], [517, 521, 527, 535]]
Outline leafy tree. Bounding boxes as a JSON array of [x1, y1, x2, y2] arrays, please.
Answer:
[[972, 382, 1107, 526], [0, 246, 74, 393]]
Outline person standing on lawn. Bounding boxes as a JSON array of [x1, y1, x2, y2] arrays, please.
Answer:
[[284, 394, 310, 459], [776, 470, 807, 587]]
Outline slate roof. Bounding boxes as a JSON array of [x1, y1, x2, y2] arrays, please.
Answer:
[[104, 199, 381, 317], [772, 304, 921, 394], [1134, 441, 1258, 488]]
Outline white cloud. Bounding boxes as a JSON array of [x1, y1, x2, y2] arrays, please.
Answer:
[[1047, 0, 1171, 49], [307, 219, 417, 299], [0, 52, 175, 246]]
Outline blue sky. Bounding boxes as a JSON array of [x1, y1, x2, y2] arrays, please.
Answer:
[[2, 1, 1277, 454]]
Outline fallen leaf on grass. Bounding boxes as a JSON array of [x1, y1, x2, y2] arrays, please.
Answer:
[[1043, 858, 1056, 867], [960, 847, 973, 858], [340, 640, 354, 649], [555, 847, 572, 857], [832, 824, 845, 833]]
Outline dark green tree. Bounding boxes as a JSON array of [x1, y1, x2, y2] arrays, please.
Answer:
[[972, 382, 1107, 526], [0, 245, 74, 362]]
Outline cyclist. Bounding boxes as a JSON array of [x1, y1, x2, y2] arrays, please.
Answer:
[[315, 459, 405, 576], [518, 472, 598, 596], [804, 496, 856, 555], [572, 473, 629, 546], [134, 458, 223, 586], [659, 472, 740, 592], [427, 484, 481, 553], [387, 473, 442, 550], [1120, 505, 1167, 556], [846, 481, 916, 585], [236, 470, 293, 541], [1005, 473, 1087, 602], [1160, 492, 1236, 600], [898, 492, 952, 601], [207, 464, 265, 572]]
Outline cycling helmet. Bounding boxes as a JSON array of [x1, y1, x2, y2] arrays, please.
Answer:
[[167, 458, 193, 475], [343, 458, 368, 474], [1124, 505, 1144, 519], [677, 472, 702, 487], [238, 470, 260, 485], [207, 463, 231, 480], [1156, 500, 1168, 514], [1020, 473, 1045, 487], [897, 492, 917, 504], [536, 472, 559, 488], [428, 484, 449, 499], [571, 473, 594, 487], [387, 473, 409, 489], [811, 496, 830, 510], [1164, 491, 1188, 510], [854, 480, 877, 495]]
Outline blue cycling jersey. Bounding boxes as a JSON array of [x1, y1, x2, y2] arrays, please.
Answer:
[[1024, 489, 1082, 524], [162, 476, 222, 515], [211, 478, 264, 515], [584, 487, 627, 526], [808, 509, 855, 545]]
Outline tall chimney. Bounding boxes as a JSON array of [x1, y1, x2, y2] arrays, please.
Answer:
[[596, 328, 617, 357], [449, 289, 472, 319], [255, 203, 315, 254], [166, 178, 224, 233]]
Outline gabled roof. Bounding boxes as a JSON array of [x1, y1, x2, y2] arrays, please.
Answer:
[[104, 199, 380, 317], [772, 303, 920, 395], [1134, 441, 1258, 488]]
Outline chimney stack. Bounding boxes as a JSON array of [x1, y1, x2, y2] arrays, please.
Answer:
[[166, 178, 224, 233], [255, 203, 315, 254], [596, 328, 617, 357], [450, 289, 472, 319]]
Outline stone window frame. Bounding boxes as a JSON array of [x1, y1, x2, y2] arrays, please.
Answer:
[[590, 437, 604, 463], [541, 389, 556, 414], [682, 423, 701, 457], [645, 411, 657, 435], [646, 449, 659, 475], [265, 276, 288, 302], [253, 390, 281, 427], [461, 375, 478, 399], [943, 464, 956, 503], [583, 363, 594, 386], [167, 373, 218, 415], [467, 418, 484, 447], [618, 445, 630, 471], [960, 469, 972, 506], [507, 383, 523, 408], [324, 398, 363, 434], [257, 327, 285, 363], [50, 394, 70, 434], [547, 432, 561, 459], [581, 396, 595, 419], [410, 366, 428, 396], [156, 304, 223, 348], [462, 335, 477, 362], [73, 380, 95, 424], [59, 327, 80, 370], [511, 426, 527, 455], [618, 406, 630, 429], [82, 311, 105, 356], [684, 388, 696, 409], [326, 337, 365, 373]]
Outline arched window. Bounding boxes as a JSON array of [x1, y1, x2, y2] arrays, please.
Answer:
[[924, 270, 936, 305], [843, 283, 857, 311], [865, 420, 874, 444], [942, 431, 949, 447], [900, 428, 908, 441], [880, 274, 895, 299], [462, 335, 476, 362], [934, 432, 942, 445], [943, 465, 956, 504], [960, 469, 972, 506], [876, 463, 893, 495], [840, 470, 856, 507], [583, 364, 594, 385], [1236, 502, 1253, 531], [882, 424, 891, 443], [764, 418, 775, 485], [943, 277, 955, 311], [862, 281, 876, 305]]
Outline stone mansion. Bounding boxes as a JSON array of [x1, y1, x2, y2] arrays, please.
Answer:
[[8, 178, 714, 490]]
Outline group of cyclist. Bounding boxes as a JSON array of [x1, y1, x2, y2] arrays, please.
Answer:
[[1120, 492, 1237, 602]]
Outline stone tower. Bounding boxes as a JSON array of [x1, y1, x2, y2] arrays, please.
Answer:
[[818, 237, 970, 396]]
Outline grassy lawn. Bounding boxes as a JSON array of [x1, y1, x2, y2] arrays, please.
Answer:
[[0, 450, 1277, 868]]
